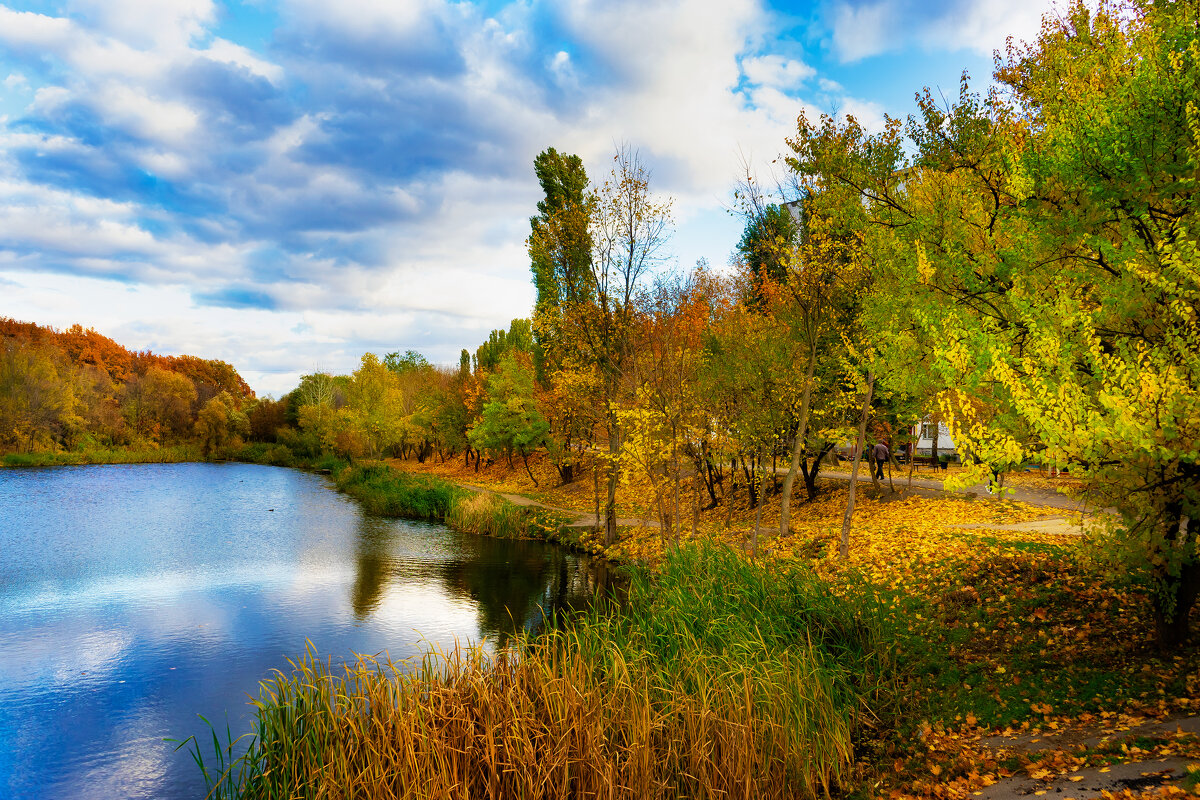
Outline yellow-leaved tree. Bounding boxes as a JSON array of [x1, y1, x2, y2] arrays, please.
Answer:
[[791, 0, 1200, 647]]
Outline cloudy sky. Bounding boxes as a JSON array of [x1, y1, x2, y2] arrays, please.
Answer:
[[0, 0, 1057, 396]]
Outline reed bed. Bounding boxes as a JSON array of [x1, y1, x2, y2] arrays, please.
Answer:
[[192, 544, 895, 800], [445, 490, 536, 539], [335, 464, 459, 520]]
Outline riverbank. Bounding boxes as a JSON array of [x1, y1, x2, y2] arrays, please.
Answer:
[[196, 542, 897, 800], [1, 444, 202, 467]]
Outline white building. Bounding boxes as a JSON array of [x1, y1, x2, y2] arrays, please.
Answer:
[[913, 420, 955, 456]]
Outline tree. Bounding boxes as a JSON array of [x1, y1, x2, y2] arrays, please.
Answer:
[[122, 367, 196, 442], [469, 351, 549, 484], [736, 203, 799, 309], [734, 168, 868, 536], [195, 392, 250, 455], [791, 0, 1200, 647], [345, 353, 406, 458], [383, 350, 429, 374], [621, 267, 713, 541], [529, 148, 593, 382], [531, 145, 673, 545], [474, 319, 534, 373], [0, 340, 78, 451]]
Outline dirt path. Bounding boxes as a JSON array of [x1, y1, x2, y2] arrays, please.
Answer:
[[949, 517, 1092, 536], [451, 481, 654, 529], [818, 468, 1090, 512], [973, 714, 1200, 799], [429, 466, 1096, 536]]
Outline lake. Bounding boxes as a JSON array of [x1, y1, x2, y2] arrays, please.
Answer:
[[0, 462, 601, 799]]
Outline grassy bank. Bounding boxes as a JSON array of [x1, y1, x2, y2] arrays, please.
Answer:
[[1, 444, 201, 467], [332, 462, 577, 542], [191, 543, 895, 800]]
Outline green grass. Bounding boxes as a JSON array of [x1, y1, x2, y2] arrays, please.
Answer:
[[445, 490, 535, 538], [333, 463, 460, 521]]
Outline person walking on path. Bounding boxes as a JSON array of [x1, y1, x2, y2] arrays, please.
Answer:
[[872, 441, 889, 481]]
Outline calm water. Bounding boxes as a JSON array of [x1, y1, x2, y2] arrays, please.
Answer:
[[0, 463, 602, 800]]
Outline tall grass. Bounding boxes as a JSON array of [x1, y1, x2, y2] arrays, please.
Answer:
[[446, 490, 536, 538], [191, 543, 895, 799], [334, 464, 460, 520], [1, 444, 200, 467]]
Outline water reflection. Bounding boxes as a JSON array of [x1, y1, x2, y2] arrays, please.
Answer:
[[0, 463, 613, 800], [350, 514, 614, 645]]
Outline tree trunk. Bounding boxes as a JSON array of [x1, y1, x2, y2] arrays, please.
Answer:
[[725, 477, 736, 529], [743, 456, 758, 507], [839, 372, 875, 559], [752, 461, 765, 558], [907, 440, 916, 489], [701, 449, 720, 510], [604, 428, 619, 547], [1154, 514, 1197, 650], [780, 348, 818, 535], [521, 451, 539, 487], [593, 455, 601, 538], [692, 467, 700, 536], [800, 441, 834, 501], [672, 437, 680, 544]]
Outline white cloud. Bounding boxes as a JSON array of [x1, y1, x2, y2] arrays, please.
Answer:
[[94, 83, 200, 144], [828, 0, 1057, 63], [67, 0, 216, 50], [742, 54, 816, 88], [201, 38, 286, 85]]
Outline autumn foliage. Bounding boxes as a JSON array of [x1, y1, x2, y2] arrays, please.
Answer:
[[0, 317, 253, 453]]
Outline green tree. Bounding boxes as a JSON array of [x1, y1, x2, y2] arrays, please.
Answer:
[[791, 0, 1200, 647], [383, 350, 429, 374], [736, 203, 799, 309], [195, 391, 250, 455], [474, 319, 533, 373], [529, 148, 593, 382], [469, 352, 549, 485], [346, 353, 406, 458], [0, 340, 78, 451]]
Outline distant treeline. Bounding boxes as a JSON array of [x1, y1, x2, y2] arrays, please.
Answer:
[[0, 318, 257, 454]]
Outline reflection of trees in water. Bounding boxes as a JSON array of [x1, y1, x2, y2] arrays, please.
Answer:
[[350, 517, 401, 619], [349, 516, 622, 642]]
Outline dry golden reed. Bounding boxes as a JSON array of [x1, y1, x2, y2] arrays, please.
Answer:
[[195, 545, 891, 800]]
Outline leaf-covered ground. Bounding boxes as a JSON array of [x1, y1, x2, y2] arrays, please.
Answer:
[[386, 455, 1200, 798]]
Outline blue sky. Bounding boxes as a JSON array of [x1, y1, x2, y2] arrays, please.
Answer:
[[0, 0, 1056, 395]]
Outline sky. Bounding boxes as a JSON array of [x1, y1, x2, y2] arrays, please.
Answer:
[[0, 0, 1058, 396]]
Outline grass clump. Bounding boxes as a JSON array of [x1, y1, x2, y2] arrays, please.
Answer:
[[191, 542, 894, 799], [334, 463, 459, 521], [446, 490, 536, 538]]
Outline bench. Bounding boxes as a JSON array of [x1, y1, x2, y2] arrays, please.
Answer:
[[910, 455, 947, 471]]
